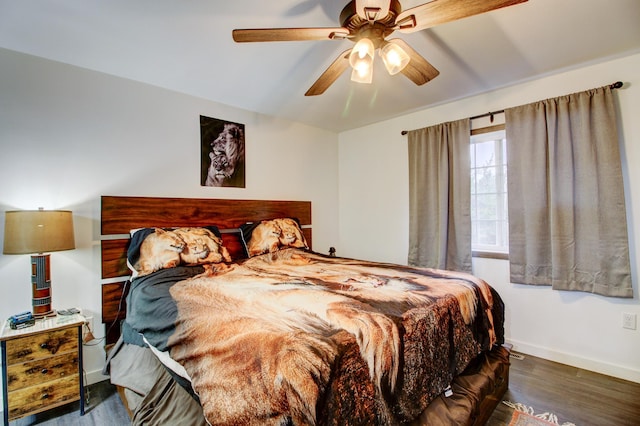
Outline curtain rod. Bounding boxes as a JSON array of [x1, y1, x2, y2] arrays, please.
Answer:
[[400, 81, 623, 135]]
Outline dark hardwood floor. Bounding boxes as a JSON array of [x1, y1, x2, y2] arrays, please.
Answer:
[[487, 352, 640, 426], [7, 353, 640, 425]]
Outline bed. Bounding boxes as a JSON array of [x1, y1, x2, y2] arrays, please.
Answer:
[[100, 195, 510, 426]]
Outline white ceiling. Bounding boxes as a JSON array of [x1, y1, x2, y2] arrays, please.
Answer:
[[1, 0, 639, 133]]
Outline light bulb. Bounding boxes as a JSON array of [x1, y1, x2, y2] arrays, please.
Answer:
[[349, 38, 375, 84], [380, 42, 410, 75], [349, 38, 375, 67], [351, 62, 373, 83]]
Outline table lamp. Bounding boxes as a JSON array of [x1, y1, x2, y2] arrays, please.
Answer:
[[3, 208, 75, 317]]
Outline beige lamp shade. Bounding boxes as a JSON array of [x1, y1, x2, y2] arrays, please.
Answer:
[[3, 210, 75, 254]]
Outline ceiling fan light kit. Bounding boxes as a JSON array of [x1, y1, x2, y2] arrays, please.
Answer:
[[380, 41, 410, 75], [351, 66, 373, 84], [349, 38, 375, 83], [232, 0, 528, 96]]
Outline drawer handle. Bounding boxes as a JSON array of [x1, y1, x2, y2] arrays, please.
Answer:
[[41, 368, 49, 374], [41, 393, 50, 400], [18, 349, 32, 358], [40, 343, 49, 349]]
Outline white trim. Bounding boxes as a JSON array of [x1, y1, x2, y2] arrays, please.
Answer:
[[508, 338, 640, 384], [85, 368, 110, 385]]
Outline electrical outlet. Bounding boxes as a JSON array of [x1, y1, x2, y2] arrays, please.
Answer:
[[622, 313, 637, 330]]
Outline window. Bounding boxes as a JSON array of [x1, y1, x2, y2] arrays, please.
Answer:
[[470, 128, 508, 254]]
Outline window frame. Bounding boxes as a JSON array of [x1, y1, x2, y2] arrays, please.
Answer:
[[470, 124, 509, 260]]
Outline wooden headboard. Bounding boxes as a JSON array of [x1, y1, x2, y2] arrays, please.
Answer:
[[100, 195, 312, 344]]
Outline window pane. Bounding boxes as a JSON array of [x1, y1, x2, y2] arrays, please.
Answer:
[[477, 194, 497, 219], [503, 195, 508, 218], [471, 194, 477, 219], [475, 141, 496, 166], [476, 166, 497, 194], [471, 169, 477, 193], [476, 220, 497, 246], [502, 220, 509, 246], [502, 165, 508, 192]]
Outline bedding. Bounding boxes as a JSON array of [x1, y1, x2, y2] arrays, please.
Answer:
[[107, 339, 208, 425], [240, 217, 308, 257], [127, 226, 231, 277], [120, 247, 504, 426]]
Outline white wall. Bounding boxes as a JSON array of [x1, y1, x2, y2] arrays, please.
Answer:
[[338, 52, 640, 383], [0, 48, 340, 390]]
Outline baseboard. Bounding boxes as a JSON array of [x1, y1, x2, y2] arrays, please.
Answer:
[[508, 339, 640, 384], [85, 368, 110, 386]]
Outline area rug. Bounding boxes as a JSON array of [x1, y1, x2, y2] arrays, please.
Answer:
[[504, 401, 577, 426]]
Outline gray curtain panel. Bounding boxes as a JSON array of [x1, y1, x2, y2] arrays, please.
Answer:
[[505, 86, 632, 297], [408, 118, 472, 272]]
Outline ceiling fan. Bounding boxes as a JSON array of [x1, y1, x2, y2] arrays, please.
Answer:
[[232, 0, 528, 96]]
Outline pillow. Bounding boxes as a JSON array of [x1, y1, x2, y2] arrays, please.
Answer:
[[240, 218, 308, 257], [173, 227, 231, 266], [128, 226, 231, 277]]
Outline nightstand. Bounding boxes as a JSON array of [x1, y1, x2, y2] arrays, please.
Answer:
[[1, 314, 85, 425]]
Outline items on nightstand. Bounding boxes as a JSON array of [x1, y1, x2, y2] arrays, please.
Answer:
[[8, 311, 35, 330], [1, 313, 85, 426], [57, 308, 81, 315]]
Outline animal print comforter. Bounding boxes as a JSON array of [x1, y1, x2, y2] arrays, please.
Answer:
[[123, 248, 504, 426]]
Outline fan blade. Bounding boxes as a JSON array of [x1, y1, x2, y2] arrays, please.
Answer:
[[232, 28, 349, 42], [388, 39, 439, 86], [355, 0, 392, 21], [305, 49, 352, 96], [395, 0, 528, 33]]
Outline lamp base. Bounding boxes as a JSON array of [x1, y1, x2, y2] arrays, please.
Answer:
[[32, 309, 57, 319], [31, 254, 54, 318]]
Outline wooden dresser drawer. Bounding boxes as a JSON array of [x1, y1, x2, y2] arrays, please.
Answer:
[[7, 374, 80, 419], [6, 352, 79, 391], [2, 316, 85, 425], [5, 328, 78, 364]]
